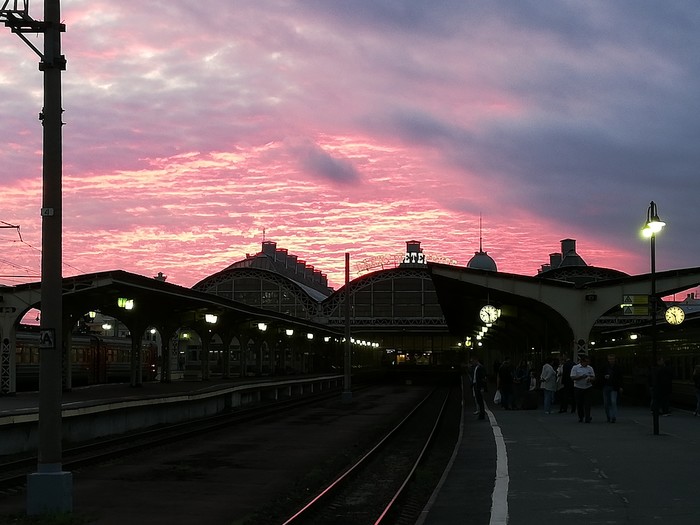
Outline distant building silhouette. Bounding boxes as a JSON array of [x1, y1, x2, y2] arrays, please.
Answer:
[[538, 239, 627, 285]]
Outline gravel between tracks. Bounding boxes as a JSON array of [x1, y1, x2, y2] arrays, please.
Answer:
[[0, 384, 432, 525]]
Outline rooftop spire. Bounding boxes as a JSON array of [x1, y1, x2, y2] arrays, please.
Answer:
[[467, 213, 498, 271], [479, 213, 483, 253]]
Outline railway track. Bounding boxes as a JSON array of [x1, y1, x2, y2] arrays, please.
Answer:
[[0, 387, 346, 492], [281, 384, 461, 525]]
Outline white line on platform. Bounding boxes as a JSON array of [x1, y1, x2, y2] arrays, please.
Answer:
[[486, 402, 509, 525]]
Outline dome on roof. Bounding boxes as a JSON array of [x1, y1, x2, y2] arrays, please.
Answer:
[[467, 251, 497, 271]]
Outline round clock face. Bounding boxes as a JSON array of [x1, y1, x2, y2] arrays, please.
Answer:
[[665, 306, 685, 325], [480, 305, 499, 323]]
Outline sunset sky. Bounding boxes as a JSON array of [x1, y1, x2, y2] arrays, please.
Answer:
[[1, 1, 699, 291]]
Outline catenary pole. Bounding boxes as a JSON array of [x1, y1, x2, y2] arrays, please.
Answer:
[[342, 252, 352, 402], [25, 0, 72, 514]]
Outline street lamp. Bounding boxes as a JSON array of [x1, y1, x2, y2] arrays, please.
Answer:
[[642, 200, 665, 435]]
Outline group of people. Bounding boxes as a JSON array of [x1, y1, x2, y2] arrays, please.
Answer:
[[530, 353, 617, 423], [470, 352, 695, 423], [470, 352, 627, 424]]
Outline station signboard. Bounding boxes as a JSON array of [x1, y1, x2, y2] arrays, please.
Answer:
[[621, 295, 649, 316]]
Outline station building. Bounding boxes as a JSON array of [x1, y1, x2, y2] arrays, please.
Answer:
[[191, 236, 700, 382], [193, 238, 500, 369], [4, 235, 700, 395]]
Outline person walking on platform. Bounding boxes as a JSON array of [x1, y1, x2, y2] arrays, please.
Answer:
[[602, 353, 624, 423], [558, 353, 576, 413], [571, 354, 595, 423], [540, 357, 557, 414], [470, 355, 487, 420]]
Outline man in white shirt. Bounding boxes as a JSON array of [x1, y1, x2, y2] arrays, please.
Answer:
[[571, 354, 595, 423]]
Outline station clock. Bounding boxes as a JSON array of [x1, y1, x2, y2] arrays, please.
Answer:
[[479, 304, 499, 324], [664, 305, 685, 325]]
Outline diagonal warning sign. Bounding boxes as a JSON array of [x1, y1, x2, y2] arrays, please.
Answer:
[[622, 294, 648, 305]]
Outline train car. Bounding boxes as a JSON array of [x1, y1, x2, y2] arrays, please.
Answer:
[[590, 309, 700, 408], [15, 329, 159, 391]]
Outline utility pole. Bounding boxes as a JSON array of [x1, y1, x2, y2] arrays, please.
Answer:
[[342, 252, 352, 402], [1, 0, 71, 514]]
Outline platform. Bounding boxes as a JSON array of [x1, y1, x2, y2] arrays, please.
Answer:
[[2, 378, 699, 524], [0, 376, 337, 417], [0, 375, 343, 456], [1, 379, 255, 416], [418, 382, 700, 525]]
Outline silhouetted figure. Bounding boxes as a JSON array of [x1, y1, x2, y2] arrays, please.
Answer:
[[558, 353, 576, 413], [653, 357, 673, 415], [471, 355, 487, 420], [497, 357, 514, 409], [602, 353, 624, 423]]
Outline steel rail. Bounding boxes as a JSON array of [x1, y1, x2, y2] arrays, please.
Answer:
[[282, 387, 449, 525], [373, 390, 450, 524]]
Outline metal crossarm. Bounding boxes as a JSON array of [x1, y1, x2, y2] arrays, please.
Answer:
[[1, 1, 30, 15], [1, 0, 65, 65], [0, 1, 40, 30]]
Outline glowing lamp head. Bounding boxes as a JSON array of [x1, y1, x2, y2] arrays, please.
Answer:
[[117, 298, 134, 310], [642, 201, 665, 238]]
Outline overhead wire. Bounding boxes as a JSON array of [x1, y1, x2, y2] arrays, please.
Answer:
[[0, 221, 79, 283]]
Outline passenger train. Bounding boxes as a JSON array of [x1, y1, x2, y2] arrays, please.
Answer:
[[14, 327, 159, 390]]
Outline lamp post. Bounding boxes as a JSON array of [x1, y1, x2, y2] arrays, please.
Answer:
[[642, 201, 665, 436]]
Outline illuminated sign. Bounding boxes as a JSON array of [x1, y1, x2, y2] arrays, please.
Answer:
[[403, 252, 427, 265]]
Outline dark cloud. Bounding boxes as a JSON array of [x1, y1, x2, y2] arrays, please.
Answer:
[[288, 139, 361, 185]]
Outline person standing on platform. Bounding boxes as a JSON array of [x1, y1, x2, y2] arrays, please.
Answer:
[[497, 357, 515, 409], [558, 353, 576, 413], [602, 354, 624, 423], [513, 359, 530, 409], [470, 355, 487, 420], [571, 354, 595, 423], [654, 356, 673, 415], [540, 357, 557, 414], [693, 365, 700, 416], [522, 369, 539, 410]]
